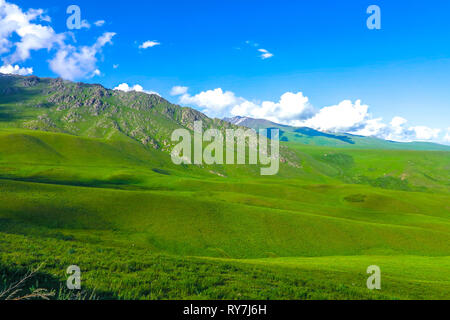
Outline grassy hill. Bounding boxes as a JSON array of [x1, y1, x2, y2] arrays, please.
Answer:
[[0, 73, 235, 151], [0, 75, 449, 300]]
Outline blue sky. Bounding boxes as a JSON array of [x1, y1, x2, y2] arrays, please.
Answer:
[[1, 0, 450, 143]]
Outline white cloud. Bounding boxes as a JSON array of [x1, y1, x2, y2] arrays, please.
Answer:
[[0, 1, 117, 81], [358, 117, 442, 143], [0, 63, 32, 75], [92, 69, 101, 77], [49, 32, 116, 81], [139, 40, 160, 49], [409, 126, 441, 141], [170, 86, 188, 96], [232, 92, 313, 123], [40, 14, 51, 23], [244, 41, 273, 60], [390, 116, 407, 128], [49, 47, 92, 80], [113, 83, 160, 96], [180, 88, 240, 117], [299, 100, 370, 132], [114, 83, 143, 92], [297, 101, 444, 143], [352, 117, 386, 137], [229, 100, 259, 118], [94, 20, 105, 27], [337, 113, 443, 143], [258, 48, 273, 59], [177, 87, 313, 121], [0, 0, 64, 64], [95, 32, 115, 47]]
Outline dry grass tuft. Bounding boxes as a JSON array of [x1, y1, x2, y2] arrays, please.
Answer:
[[0, 264, 55, 300]]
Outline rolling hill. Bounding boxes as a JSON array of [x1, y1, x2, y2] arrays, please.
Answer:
[[0, 74, 449, 300]]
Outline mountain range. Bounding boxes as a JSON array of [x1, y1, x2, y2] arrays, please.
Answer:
[[224, 116, 450, 151], [1, 73, 447, 155]]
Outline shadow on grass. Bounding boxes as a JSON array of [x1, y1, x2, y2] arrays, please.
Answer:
[[0, 107, 21, 122], [0, 264, 118, 300]]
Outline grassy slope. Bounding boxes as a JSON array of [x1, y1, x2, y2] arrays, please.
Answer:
[[0, 129, 449, 299], [2, 231, 449, 300]]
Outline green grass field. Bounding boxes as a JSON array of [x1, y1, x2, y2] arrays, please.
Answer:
[[1, 128, 449, 300], [0, 75, 449, 300]]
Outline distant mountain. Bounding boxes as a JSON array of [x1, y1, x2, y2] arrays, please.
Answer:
[[223, 116, 450, 151], [224, 116, 290, 129]]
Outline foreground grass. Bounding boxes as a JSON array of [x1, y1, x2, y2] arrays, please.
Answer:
[[2, 230, 449, 300]]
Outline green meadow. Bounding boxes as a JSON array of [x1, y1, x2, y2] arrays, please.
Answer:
[[0, 129, 449, 300], [0, 75, 449, 300]]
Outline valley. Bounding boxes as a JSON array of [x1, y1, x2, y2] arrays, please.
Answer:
[[0, 74, 449, 300]]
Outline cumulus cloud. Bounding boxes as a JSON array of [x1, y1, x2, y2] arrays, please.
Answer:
[[0, 1, 117, 81], [0, 63, 32, 75], [49, 32, 116, 81], [295, 101, 443, 143], [0, 0, 64, 64], [390, 116, 407, 128], [94, 20, 105, 27], [179, 88, 240, 118], [232, 92, 313, 123], [175, 87, 313, 121], [409, 126, 441, 141], [113, 83, 160, 96], [352, 117, 386, 137], [296, 103, 445, 143], [170, 86, 188, 96], [114, 83, 143, 92], [139, 40, 160, 49], [353, 116, 441, 143], [299, 100, 369, 132]]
